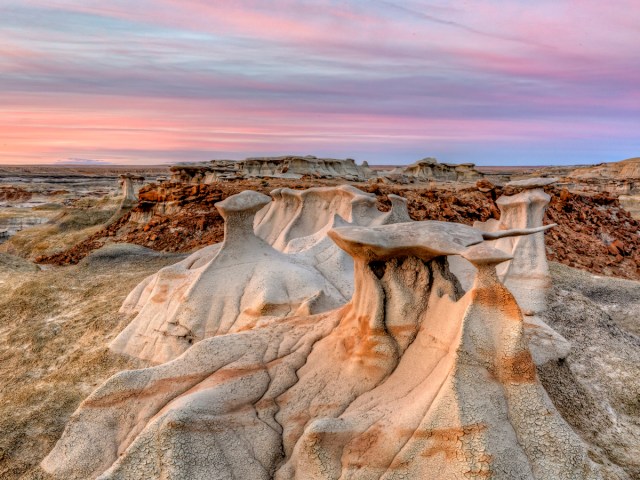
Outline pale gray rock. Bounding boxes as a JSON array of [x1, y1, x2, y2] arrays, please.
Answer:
[[388, 157, 484, 182], [118, 174, 144, 204]]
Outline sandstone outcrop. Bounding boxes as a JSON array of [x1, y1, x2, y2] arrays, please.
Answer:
[[118, 174, 145, 205], [170, 156, 376, 183], [42, 197, 600, 479], [550, 157, 640, 220], [111, 186, 410, 364], [569, 157, 640, 183], [388, 157, 484, 182]]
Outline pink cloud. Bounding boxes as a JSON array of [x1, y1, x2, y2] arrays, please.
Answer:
[[1, 1, 638, 164]]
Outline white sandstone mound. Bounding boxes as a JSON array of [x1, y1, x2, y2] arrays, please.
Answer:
[[112, 186, 410, 364], [42, 217, 601, 480]]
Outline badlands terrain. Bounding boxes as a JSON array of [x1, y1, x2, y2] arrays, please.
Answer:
[[0, 156, 638, 479]]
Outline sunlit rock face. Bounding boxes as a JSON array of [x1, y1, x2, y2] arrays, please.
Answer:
[[42, 186, 601, 480]]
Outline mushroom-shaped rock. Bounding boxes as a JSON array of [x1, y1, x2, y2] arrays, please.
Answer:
[[217, 189, 270, 214], [43, 219, 600, 480], [215, 190, 270, 243], [462, 242, 513, 266], [491, 188, 553, 312], [328, 221, 483, 262], [466, 185, 571, 366], [110, 190, 346, 364], [119, 174, 145, 203]]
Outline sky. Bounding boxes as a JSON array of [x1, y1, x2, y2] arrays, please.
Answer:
[[1, 1, 639, 166]]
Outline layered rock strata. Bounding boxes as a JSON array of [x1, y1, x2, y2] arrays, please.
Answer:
[[170, 156, 376, 183], [388, 157, 484, 182]]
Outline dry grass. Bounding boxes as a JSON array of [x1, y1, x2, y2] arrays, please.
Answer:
[[0, 252, 180, 479], [0, 198, 122, 260]]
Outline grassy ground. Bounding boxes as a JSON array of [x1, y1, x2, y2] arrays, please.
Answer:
[[0, 249, 182, 479]]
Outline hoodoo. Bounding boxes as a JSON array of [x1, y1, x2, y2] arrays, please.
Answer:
[[111, 186, 411, 363], [42, 186, 600, 480], [119, 174, 145, 205]]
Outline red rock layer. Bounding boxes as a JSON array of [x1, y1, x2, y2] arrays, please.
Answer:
[[0, 186, 32, 202], [36, 180, 640, 280]]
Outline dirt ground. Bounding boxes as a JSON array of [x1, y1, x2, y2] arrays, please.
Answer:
[[539, 263, 640, 479]]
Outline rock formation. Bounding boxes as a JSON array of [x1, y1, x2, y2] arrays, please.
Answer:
[[169, 156, 376, 183], [569, 158, 640, 219], [450, 178, 570, 366], [388, 157, 484, 182], [119, 174, 145, 205], [42, 192, 600, 479], [569, 157, 640, 183], [112, 186, 410, 364], [40, 183, 604, 479], [0, 186, 33, 202]]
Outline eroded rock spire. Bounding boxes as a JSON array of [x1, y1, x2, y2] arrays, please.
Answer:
[[42, 189, 600, 479]]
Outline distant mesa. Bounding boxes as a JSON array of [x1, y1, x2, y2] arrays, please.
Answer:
[[388, 157, 484, 182], [55, 158, 114, 166], [169, 155, 483, 184], [170, 155, 375, 183]]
